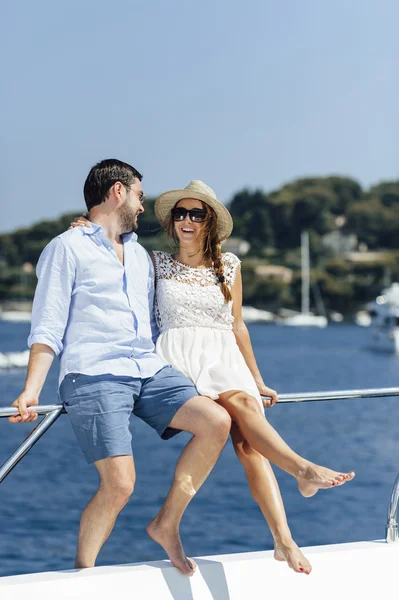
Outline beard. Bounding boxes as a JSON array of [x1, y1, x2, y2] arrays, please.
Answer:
[[118, 203, 138, 234]]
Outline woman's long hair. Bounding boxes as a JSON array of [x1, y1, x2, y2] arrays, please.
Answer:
[[166, 202, 232, 303]]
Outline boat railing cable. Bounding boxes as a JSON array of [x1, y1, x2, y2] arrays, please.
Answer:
[[1, 387, 399, 543]]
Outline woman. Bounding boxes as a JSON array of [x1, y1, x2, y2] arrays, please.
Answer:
[[151, 180, 354, 575]]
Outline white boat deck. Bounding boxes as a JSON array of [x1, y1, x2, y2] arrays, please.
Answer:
[[1, 540, 397, 599]]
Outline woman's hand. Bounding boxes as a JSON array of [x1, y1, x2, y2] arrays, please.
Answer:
[[69, 213, 90, 229], [257, 383, 278, 408]]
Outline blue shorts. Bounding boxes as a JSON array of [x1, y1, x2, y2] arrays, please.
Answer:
[[59, 366, 198, 464]]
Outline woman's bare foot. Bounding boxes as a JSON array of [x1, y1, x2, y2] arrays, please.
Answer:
[[274, 537, 312, 574], [297, 464, 355, 498], [146, 518, 197, 576]]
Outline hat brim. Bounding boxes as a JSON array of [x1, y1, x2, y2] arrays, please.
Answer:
[[155, 189, 233, 242]]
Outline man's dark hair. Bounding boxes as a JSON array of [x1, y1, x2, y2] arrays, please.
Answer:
[[83, 159, 143, 211]]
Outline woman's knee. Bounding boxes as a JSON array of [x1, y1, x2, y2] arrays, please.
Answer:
[[228, 392, 262, 416], [170, 396, 231, 441]]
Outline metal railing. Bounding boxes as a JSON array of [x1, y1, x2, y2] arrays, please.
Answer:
[[1, 387, 399, 543], [0, 405, 64, 483]]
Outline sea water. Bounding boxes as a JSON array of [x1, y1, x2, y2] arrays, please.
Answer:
[[0, 321, 398, 576]]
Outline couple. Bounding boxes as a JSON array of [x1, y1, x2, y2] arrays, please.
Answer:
[[11, 158, 354, 577]]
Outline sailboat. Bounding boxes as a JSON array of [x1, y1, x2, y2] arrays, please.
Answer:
[[279, 231, 328, 327]]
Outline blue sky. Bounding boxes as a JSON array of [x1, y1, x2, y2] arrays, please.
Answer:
[[1, 0, 398, 232]]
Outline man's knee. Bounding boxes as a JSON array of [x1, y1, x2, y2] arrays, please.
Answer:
[[204, 403, 231, 443], [101, 475, 135, 506], [192, 399, 231, 442], [97, 457, 136, 507]]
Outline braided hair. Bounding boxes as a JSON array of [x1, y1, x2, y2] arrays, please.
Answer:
[[166, 201, 232, 303], [201, 204, 232, 303]]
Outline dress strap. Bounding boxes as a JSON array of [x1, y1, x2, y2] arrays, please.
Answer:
[[152, 250, 162, 280], [152, 251, 174, 281], [222, 253, 241, 287]]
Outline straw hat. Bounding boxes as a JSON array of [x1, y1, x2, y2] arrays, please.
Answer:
[[155, 180, 233, 241]]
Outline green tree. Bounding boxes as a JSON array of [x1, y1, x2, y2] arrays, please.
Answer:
[[269, 181, 337, 248], [228, 190, 274, 250], [346, 182, 399, 249]]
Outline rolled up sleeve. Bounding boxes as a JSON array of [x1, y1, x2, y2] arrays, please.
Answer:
[[28, 237, 75, 355]]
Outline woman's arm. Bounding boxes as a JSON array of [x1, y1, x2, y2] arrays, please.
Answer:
[[231, 267, 278, 407]]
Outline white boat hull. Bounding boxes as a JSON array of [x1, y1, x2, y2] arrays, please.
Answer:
[[279, 314, 328, 328], [0, 350, 30, 369], [241, 306, 275, 323], [0, 311, 32, 322], [0, 540, 397, 599]]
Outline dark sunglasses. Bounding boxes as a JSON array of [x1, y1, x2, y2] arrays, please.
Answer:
[[171, 207, 207, 222]]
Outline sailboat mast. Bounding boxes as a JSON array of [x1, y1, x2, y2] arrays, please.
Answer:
[[301, 231, 310, 315]]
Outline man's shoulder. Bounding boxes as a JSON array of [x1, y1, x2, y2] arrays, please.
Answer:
[[38, 228, 85, 263], [56, 227, 86, 245], [43, 227, 84, 249]]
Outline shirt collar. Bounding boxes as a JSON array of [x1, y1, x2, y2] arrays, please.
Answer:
[[122, 231, 138, 243], [82, 223, 103, 237], [83, 223, 138, 243]]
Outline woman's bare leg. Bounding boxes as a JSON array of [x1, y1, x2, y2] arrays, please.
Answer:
[[231, 423, 311, 574], [218, 391, 354, 497]]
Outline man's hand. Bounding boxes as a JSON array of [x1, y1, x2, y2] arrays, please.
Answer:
[[9, 391, 39, 423], [258, 384, 278, 408]]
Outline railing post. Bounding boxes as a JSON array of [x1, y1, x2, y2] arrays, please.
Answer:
[[0, 406, 64, 483], [386, 473, 399, 543]]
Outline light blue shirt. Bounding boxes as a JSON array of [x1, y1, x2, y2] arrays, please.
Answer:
[[28, 223, 166, 386]]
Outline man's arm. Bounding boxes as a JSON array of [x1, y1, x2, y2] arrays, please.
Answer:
[[9, 344, 55, 423], [10, 236, 75, 423]]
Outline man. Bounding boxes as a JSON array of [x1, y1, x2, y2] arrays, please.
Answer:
[[10, 159, 231, 575]]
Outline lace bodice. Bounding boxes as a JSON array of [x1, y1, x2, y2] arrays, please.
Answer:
[[153, 251, 241, 332]]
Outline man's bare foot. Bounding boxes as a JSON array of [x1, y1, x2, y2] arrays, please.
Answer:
[[146, 518, 197, 576], [297, 464, 355, 498], [274, 538, 312, 574]]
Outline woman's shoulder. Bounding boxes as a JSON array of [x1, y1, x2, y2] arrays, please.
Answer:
[[151, 251, 175, 276], [152, 250, 173, 261], [222, 252, 241, 267]]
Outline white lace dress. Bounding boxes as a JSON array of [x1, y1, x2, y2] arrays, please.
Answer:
[[153, 251, 262, 406]]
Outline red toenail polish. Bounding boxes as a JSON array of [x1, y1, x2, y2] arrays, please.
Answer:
[[299, 568, 304, 571]]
